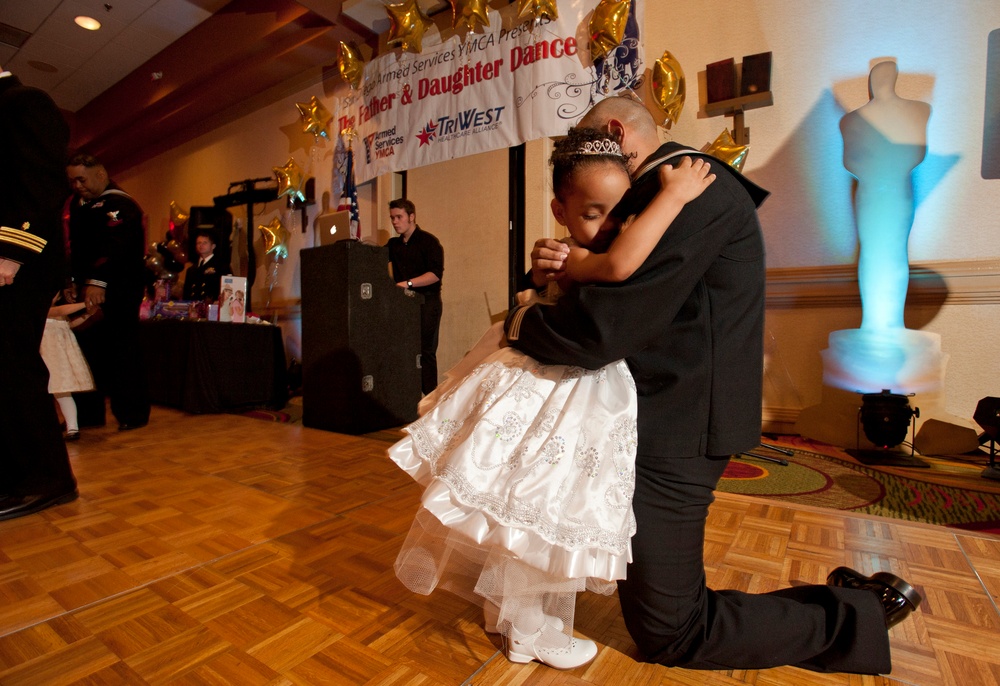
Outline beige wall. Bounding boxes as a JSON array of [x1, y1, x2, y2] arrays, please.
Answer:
[[118, 1, 1000, 425]]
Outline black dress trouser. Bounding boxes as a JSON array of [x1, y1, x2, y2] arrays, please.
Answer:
[[74, 299, 150, 428], [419, 293, 442, 395], [617, 452, 892, 674]]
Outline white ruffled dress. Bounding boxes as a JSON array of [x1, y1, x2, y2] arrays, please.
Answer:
[[40, 317, 95, 394], [389, 308, 638, 640]]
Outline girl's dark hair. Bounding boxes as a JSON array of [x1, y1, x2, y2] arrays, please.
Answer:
[[550, 127, 630, 201]]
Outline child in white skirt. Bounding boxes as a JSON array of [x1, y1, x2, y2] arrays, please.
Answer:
[[41, 298, 95, 440]]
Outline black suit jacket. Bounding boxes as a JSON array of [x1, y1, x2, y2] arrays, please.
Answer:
[[506, 143, 768, 458], [183, 255, 229, 301]]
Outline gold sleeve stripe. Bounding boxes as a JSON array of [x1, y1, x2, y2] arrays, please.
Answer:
[[506, 304, 529, 341], [0, 226, 47, 253]]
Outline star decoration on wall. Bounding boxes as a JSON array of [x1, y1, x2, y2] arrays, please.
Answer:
[[517, 0, 559, 22], [260, 217, 290, 260], [295, 96, 331, 141], [338, 41, 365, 90], [450, 0, 491, 31], [273, 157, 307, 203], [589, 0, 631, 61], [386, 0, 434, 53], [705, 128, 749, 171]]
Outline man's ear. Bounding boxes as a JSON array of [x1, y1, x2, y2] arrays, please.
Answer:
[[607, 118, 626, 147], [550, 197, 566, 226]]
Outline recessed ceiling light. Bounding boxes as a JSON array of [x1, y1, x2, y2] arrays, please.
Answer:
[[75, 16, 102, 31], [27, 60, 58, 73]]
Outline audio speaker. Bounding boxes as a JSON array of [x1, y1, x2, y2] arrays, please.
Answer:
[[706, 58, 736, 103], [740, 51, 772, 96], [300, 241, 422, 434]]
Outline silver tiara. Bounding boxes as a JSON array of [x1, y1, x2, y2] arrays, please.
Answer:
[[579, 139, 623, 157]]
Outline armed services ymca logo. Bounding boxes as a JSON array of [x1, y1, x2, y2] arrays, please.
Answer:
[[362, 126, 404, 163], [415, 105, 506, 147]]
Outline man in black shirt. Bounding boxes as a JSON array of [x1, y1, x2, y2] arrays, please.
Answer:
[[387, 198, 443, 394]]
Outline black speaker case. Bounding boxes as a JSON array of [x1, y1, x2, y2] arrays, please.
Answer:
[[300, 241, 422, 434]]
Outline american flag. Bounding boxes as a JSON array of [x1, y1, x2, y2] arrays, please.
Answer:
[[337, 147, 360, 240]]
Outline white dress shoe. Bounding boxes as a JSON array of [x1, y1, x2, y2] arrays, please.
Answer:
[[484, 603, 564, 634], [505, 623, 598, 669]]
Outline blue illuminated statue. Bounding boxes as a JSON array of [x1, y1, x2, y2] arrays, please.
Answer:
[[820, 61, 942, 396], [840, 61, 930, 331], [796, 62, 978, 454]]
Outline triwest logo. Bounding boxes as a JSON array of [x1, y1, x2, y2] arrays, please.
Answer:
[[416, 106, 506, 146]]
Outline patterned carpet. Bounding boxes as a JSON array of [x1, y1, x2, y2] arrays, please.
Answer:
[[720, 446, 1000, 533]]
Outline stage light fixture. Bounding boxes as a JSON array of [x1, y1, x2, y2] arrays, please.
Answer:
[[973, 396, 1000, 480], [861, 389, 918, 448], [847, 389, 927, 467]]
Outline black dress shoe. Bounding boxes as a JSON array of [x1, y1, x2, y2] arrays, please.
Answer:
[[827, 566, 922, 628], [0, 490, 79, 522], [118, 421, 148, 431], [65, 430, 80, 441]]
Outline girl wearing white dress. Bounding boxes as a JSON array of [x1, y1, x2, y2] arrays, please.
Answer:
[[389, 127, 715, 669], [40, 298, 95, 440]]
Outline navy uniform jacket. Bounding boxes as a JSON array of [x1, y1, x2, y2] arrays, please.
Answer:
[[183, 255, 229, 301], [506, 142, 769, 458], [0, 74, 69, 293], [68, 184, 146, 312]]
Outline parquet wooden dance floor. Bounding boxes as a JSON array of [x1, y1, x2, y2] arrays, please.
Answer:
[[1, 406, 998, 685]]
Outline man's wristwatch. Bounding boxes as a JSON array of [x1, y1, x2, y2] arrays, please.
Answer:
[[406, 280, 413, 288]]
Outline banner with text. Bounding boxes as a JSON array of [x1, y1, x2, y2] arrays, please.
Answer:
[[338, 1, 644, 184]]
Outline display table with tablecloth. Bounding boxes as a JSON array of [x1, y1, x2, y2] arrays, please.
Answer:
[[140, 319, 288, 413]]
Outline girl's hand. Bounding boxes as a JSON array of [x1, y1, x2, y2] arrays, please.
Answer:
[[658, 156, 716, 203]]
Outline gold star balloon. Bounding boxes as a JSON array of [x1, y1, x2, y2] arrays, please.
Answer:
[[338, 41, 365, 90], [651, 50, 685, 129], [168, 200, 189, 242], [705, 128, 750, 172], [386, 0, 434, 53], [517, 0, 558, 22], [295, 96, 331, 141], [589, 0, 631, 62], [273, 157, 307, 203], [450, 0, 490, 31], [260, 217, 290, 260]]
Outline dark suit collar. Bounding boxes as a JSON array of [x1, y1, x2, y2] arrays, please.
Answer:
[[636, 142, 770, 208]]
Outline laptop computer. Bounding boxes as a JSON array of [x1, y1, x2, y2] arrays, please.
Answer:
[[315, 210, 353, 246]]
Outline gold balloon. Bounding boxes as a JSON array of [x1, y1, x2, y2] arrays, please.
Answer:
[[517, 0, 558, 22], [295, 96, 331, 140], [273, 157, 307, 203], [589, 0, 631, 62], [450, 0, 490, 31], [168, 201, 188, 233], [386, 0, 434, 53], [651, 50, 685, 129], [338, 41, 365, 90], [260, 218, 290, 260], [705, 128, 750, 172]]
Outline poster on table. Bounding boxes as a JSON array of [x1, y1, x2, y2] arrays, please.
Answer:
[[338, 0, 645, 184]]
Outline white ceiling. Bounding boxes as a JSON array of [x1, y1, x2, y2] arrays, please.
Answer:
[[0, 0, 232, 112], [0, 0, 449, 113]]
